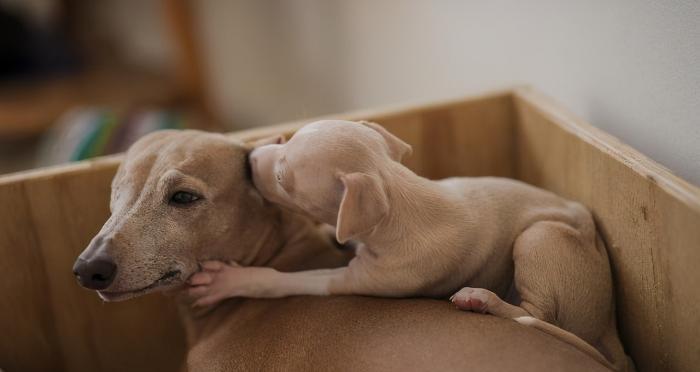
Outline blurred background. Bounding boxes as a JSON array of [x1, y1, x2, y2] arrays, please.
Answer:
[[0, 0, 698, 185]]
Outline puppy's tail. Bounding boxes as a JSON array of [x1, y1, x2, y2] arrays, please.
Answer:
[[514, 316, 616, 371]]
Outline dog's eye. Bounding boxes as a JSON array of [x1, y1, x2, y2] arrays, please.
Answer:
[[170, 191, 201, 205]]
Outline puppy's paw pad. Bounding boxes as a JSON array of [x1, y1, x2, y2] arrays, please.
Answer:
[[450, 287, 491, 313]]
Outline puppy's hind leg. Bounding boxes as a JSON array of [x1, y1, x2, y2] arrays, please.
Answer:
[[507, 221, 614, 346], [449, 287, 618, 371], [452, 220, 626, 370]]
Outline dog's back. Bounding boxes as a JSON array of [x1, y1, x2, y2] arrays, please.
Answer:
[[186, 296, 610, 372]]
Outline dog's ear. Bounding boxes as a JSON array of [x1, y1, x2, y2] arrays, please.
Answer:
[[358, 121, 412, 162], [246, 134, 286, 150], [336, 172, 389, 243]]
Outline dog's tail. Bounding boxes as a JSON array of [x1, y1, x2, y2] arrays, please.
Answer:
[[514, 316, 617, 370]]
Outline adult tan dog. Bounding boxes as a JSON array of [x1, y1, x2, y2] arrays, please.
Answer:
[[72, 130, 609, 371], [188, 121, 632, 371]]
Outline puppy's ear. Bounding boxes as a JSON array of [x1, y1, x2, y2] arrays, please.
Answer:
[[336, 172, 389, 243], [248, 134, 286, 149], [358, 121, 412, 162]]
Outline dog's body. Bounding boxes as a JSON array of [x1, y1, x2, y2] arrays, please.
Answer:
[[190, 121, 631, 370], [73, 130, 609, 371]]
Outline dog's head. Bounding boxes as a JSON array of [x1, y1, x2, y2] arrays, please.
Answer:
[[73, 130, 268, 301], [249, 120, 412, 244]]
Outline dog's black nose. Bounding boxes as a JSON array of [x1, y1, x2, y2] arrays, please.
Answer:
[[72, 256, 117, 290]]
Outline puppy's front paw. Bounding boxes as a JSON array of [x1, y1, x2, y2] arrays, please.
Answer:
[[186, 260, 247, 307], [187, 261, 280, 306], [450, 287, 492, 313]]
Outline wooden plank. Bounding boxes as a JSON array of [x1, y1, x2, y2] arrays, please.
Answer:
[[513, 87, 700, 372], [0, 181, 64, 372], [226, 88, 516, 141], [418, 94, 515, 179], [228, 89, 517, 179], [0, 160, 186, 371]]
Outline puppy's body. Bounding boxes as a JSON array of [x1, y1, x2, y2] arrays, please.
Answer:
[[309, 157, 614, 350], [344, 172, 605, 301], [338, 168, 621, 363], [192, 121, 631, 370]]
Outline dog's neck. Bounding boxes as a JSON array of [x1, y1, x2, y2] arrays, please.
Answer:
[[233, 204, 287, 267], [365, 163, 470, 246], [246, 205, 329, 271], [177, 202, 344, 344], [207, 199, 322, 270]]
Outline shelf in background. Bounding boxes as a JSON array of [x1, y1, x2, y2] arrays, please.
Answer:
[[0, 67, 187, 140]]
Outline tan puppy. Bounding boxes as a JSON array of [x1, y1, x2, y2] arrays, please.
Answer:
[[189, 121, 632, 370], [73, 130, 609, 372]]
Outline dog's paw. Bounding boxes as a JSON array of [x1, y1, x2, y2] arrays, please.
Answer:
[[450, 287, 492, 313]]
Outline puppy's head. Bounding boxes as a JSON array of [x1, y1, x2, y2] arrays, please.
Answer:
[[249, 120, 411, 243], [73, 130, 266, 301]]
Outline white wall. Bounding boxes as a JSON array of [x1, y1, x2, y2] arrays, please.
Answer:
[[195, 0, 699, 185]]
